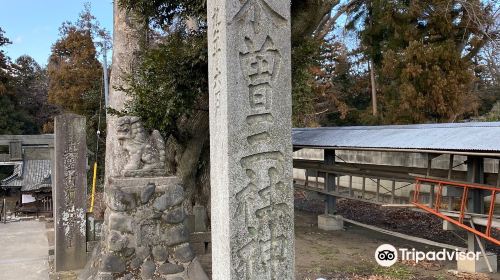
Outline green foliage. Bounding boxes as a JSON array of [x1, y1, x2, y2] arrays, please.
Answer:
[[0, 94, 38, 134], [347, 0, 493, 123], [0, 27, 11, 95], [292, 38, 321, 127], [12, 55, 57, 130], [0, 29, 44, 134], [124, 30, 208, 139], [118, 0, 342, 131], [381, 40, 476, 123], [119, 0, 206, 27]]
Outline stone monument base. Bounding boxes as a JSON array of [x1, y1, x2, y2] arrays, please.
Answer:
[[318, 214, 344, 231], [457, 252, 497, 273], [79, 176, 208, 280]]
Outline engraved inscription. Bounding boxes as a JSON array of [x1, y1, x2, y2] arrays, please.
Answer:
[[211, 6, 223, 109], [240, 36, 281, 145], [231, 0, 287, 31], [236, 152, 291, 279], [207, 0, 292, 278]]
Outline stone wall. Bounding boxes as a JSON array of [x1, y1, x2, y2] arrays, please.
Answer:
[[79, 177, 207, 280]]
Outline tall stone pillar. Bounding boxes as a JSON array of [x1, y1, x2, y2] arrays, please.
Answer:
[[207, 0, 295, 279], [54, 114, 87, 271]]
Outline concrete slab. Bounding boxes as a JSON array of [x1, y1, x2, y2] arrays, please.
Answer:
[[457, 252, 497, 273], [318, 214, 344, 231], [0, 220, 49, 280]]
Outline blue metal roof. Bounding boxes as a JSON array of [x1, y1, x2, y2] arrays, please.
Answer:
[[292, 122, 500, 152]]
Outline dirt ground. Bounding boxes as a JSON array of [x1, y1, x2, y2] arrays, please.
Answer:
[[294, 210, 499, 280]]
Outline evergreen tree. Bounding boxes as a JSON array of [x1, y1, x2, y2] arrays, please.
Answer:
[[47, 28, 102, 114], [0, 28, 39, 134], [47, 4, 108, 190], [349, 0, 496, 123]]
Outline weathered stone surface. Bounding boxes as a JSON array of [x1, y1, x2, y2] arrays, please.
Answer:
[[153, 185, 184, 211], [152, 246, 168, 263], [193, 205, 208, 232], [116, 116, 166, 177], [106, 187, 136, 211], [163, 225, 190, 246], [54, 114, 87, 272], [162, 206, 185, 224], [119, 274, 134, 280], [187, 257, 209, 280], [122, 247, 135, 257], [101, 255, 125, 273], [108, 212, 133, 233], [174, 243, 195, 263], [141, 260, 156, 279], [135, 246, 150, 261], [108, 230, 128, 252], [130, 257, 143, 270], [158, 263, 184, 275], [97, 272, 114, 280], [80, 177, 208, 280], [141, 183, 156, 203], [207, 0, 295, 279]]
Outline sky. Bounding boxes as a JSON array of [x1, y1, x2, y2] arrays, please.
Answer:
[[0, 0, 113, 66]]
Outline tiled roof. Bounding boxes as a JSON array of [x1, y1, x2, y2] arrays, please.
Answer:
[[1, 160, 52, 192]]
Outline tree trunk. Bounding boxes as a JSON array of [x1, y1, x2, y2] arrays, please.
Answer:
[[369, 59, 378, 117], [165, 95, 211, 216], [105, 2, 145, 181]]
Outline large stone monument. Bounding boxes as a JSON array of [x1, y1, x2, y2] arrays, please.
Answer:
[[80, 117, 208, 280], [207, 0, 295, 279], [54, 114, 88, 271]]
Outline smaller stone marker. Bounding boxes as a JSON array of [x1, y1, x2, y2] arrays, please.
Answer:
[[54, 114, 87, 271]]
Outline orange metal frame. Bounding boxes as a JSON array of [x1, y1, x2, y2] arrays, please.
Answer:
[[412, 177, 499, 246]]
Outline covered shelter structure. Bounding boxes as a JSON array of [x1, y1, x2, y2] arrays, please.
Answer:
[[292, 122, 500, 271], [0, 135, 54, 217]]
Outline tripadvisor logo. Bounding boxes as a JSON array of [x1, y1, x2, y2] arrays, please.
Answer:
[[375, 244, 480, 267], [375, 244, 398, 267]]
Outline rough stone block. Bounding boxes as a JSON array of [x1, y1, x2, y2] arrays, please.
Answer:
[[163, 224, 190, 246], [158, 263, 184, 275], [174, 243, 195, 263], [101, 255, 125, 273], [318, 214, 344, 231], [141, 260, 156, 279], [162, 206, 185, 224], [152, 246, 168, 263], [153, 185, 184, 211], [107, 230, 128, 252], [141, 183, 156, 204], [108, 212, 133, 233], [106, 188, 136, 212]]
